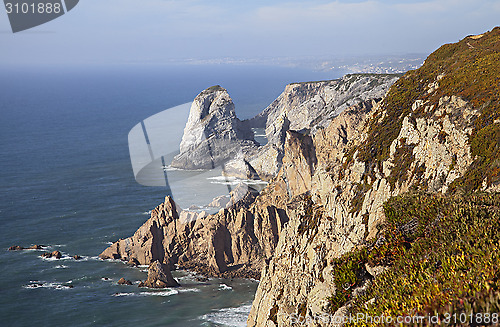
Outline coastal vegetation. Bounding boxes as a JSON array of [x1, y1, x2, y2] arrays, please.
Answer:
[[330, 191, 500, 325], [327, 27, 500, 325], [356, 27, 500, 194]]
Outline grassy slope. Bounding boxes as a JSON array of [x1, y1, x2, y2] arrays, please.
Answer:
[[358, 27, 500, 193], [344, 192, 500, 325], [329, 27, 500, 325]]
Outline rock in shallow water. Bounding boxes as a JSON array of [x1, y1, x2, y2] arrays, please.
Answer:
[[41, 250, 62, 259], [8, 244, 44, 250], [117, 277, 133, 286], [139, 260, 180, 288]]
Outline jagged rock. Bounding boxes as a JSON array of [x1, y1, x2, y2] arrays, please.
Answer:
[[178, 210, 208, 224], [126, 258, 139, 267], [249, 74, 398, 132], [98, 46, 498, 325], [100, 186, 288, 279], [117, 277, 133, 286], [171, 85, 258, 170], [99, 196, 179, 264], [41, 250, 62, 259], [207, 194, 230, 208], [247, 30, 500, 325], [281, 131, 317, 198], [140, 260, 179, 288], [51, 250, 62, 259], [247, 113, 290, 178], [73, 255, 82, 260], [206, 183, 259, 210], [265, 112, 290, 148]]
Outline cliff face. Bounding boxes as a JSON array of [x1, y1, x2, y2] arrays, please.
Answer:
[[248, 28, 500, 326], [171, 85, 257, 170], [246, 96, 477, 327], [248, 74, 399, 178], [100, 27, 500, 327], [249, 74, 399, 131], [100, 176, 298, 278], [99, 76, 396, 278]]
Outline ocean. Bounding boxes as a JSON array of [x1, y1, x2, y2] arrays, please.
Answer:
[[0, 63, 343, 327]]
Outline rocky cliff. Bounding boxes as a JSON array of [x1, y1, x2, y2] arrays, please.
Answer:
[[99, 182, 291, 279], [170, 75, 397, 179], [247, 27, 500, 326], [100, 27, 500, 327], [247, 74, 399, 178], [171, 85, 258, 170], [249, 74, 399, 131], [100, 76, 397, 277]]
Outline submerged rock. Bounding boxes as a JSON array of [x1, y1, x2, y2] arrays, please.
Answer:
[[8, 244, 43, 251]]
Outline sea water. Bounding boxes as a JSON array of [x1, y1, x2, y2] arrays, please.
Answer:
[[0, 63, 343, 327]]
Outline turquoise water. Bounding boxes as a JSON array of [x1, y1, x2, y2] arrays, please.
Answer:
[[0, 64, 342, 327]]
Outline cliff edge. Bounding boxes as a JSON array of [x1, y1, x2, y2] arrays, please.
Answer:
[[100, 27, 500, 327], [247, 27, 500, 326]]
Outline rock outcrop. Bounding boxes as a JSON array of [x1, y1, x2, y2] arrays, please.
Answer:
[[249, 74, 399, 131], [117, 277, 133, 286], [8, 245, 43, 250], [139, 260, 179, 288], [246, 99, 478, 326], [41, 250, 62, 259], [99, 184, 290, 279], [171, 85, 258, 170], [247, 74, 399, 178], [100, 28, 500, 327], [247, 28, 500, 326]]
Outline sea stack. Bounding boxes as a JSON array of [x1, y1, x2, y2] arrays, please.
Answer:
[[170, 85, 257, 170]]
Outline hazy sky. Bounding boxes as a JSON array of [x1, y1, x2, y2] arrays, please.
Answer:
[[1, 0, 499, 66]]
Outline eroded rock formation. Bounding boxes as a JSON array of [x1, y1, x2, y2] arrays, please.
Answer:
[[99, 183, 290, 279], [247, 28, 500, 326], [101, 28, 500, 327], [139, 260, 179, 288], [170, 85, 258, 170], [248, 74, 399, 178]]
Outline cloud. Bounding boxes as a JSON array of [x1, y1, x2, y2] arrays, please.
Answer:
[[1, 0, 499, 65]]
